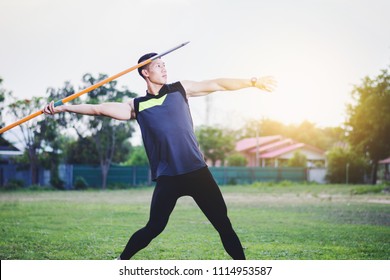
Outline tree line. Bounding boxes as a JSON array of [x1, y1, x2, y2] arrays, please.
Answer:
[[0, 66, 389, 187], [1, 74, 136, 189]]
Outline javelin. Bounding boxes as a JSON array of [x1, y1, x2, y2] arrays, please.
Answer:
[[0, 41, 190, 134]]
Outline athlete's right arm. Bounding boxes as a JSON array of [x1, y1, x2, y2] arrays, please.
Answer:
[[43, 99, 136, 120]]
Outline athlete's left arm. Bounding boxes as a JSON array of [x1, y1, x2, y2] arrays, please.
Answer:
[[181, 76, 276, 98]]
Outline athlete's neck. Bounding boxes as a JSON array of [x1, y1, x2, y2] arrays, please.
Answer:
[[146, 83, 164, 95]]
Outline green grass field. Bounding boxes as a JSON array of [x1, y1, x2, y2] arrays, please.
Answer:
[[0, 183, 389, 260]]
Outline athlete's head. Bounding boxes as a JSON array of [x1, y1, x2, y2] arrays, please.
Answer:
[[138, 53, 157, 79], [138, 53, 167, 84]]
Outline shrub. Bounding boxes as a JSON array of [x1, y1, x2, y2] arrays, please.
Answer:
[[226, 153, 248, 167], [28, 185, 55, 191], [288, 151, 307, 167], [2, 179, 25, 190], [74, 176, 89, 190], [351, 185, 385, 195]]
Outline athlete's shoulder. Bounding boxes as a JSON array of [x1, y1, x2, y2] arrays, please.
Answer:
[[162, 82, 187, 102], [164, 82, 185, 94]]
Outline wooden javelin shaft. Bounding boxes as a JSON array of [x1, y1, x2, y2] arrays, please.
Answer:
[[0, 41, 189, 134]]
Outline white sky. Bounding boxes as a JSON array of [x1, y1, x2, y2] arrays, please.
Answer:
[[1, 0, 390, 144]]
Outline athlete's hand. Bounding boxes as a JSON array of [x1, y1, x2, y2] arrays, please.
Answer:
[[254, 76, 277, 92], [43, 101, 65, 115]]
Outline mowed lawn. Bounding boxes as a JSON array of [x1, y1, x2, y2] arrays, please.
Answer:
[[0, 184, 389, 260]]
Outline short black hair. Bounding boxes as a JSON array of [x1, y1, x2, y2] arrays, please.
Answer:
[[138, 52, 157, 78]]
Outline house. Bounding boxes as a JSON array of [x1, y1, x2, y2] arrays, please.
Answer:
[[379, 157, 390, 165], [379, 157, 390, 181], [0, 136, 23, 186], [0, 136, 23, 163], [236, 135, 326, 168]]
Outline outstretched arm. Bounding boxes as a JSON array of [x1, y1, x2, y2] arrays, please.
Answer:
[[43, 100, 135, 120], [181, 76, 276, 97]]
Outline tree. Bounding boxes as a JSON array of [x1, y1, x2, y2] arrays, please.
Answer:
[[242, 118, 285, 139], [0, 78, 7, 149], [36, 116, 67, 189], [346, 68, 390, 184], [326, 146, 368, 184], [288, 151, 307, 167], [82, 74, 135, 189], [1, 78, 66, 187], [46, 81, 100, 166], [64, 136, 100, 164], [123, 146, 149, 166], [7, 95, 48, 185], [196, 126, 235, 166], [242, 118, 344, 150], [62, 73, 136, 189], [46, 81, 76, 133], [0, 78, 10, 162], [0, 77, 6, 128], [287, 121, 328, 150], [226, 153, 248, 166]]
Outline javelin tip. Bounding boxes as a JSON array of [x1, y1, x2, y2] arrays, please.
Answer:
[[152, 41, 190, 60]]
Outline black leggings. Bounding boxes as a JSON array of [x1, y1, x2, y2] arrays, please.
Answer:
[[120, 167, 245, 260]]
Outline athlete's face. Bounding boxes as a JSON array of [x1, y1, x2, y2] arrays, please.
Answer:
[[143, 59, 167, 85]]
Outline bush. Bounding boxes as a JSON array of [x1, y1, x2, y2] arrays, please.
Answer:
[[226, 153, 248, 166], [288, 151, 307, 167], [27, 185, 55, 191], [74, 176, 89, 190], [1, 179, 25, 190], [351, 185, 385, 195], [107, 183, 131, 190], [277, 180, 297, 187], [50, 176, 65, 190], [249, 181, 271, 188]]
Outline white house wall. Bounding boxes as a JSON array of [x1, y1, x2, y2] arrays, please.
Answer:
[[278, 148, 325, 161]]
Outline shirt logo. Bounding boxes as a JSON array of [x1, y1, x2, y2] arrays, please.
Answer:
[[139, 94, 167, 112]]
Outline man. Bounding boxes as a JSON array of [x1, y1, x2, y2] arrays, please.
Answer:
[[43, 52, 276, 260]]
